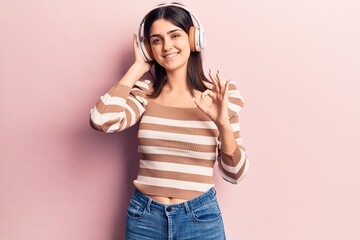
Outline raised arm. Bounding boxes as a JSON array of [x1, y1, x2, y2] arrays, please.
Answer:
[[89, 35, 152, 132]]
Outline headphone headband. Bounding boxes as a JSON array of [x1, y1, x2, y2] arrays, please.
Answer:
[[144, 3, 204, 31], [137, 3, 206, 62]]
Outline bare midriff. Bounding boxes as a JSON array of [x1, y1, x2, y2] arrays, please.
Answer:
[[146, 194, 187, 204]]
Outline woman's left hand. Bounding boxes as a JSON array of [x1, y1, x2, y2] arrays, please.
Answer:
[[194, 69, 230, 128]]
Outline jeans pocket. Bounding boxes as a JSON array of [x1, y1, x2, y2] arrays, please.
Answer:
[[191, 200, 222, 223], [126, 199, 147, 219]]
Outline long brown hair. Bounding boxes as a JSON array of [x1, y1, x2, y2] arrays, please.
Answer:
[[143, 4, 211, 97]]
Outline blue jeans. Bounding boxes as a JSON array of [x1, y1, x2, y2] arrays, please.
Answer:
[[125, 188, 226, 240]]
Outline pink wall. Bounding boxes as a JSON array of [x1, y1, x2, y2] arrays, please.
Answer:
[[1, 0, 359, 239]]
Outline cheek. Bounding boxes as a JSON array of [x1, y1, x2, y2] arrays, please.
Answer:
[[150, 45, 163, 61], [181, 41, 191, 58], [150, 45, 160, 54], [177, 38, 191, 51]]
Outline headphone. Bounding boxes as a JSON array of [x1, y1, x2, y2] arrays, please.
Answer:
[[137, 3, 206, 62]]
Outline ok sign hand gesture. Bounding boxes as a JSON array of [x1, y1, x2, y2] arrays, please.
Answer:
[[194, 69, 231, 128]]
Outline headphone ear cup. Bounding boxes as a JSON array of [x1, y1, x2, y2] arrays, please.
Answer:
[[189, 26, 204, 52], [139, 39, 153, 62], [189, 26, 196, 52], [198, 27, 206, 50], [194, 27, 201, 51]]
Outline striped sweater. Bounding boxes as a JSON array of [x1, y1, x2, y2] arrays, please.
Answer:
[[90, 79, 249, 200]]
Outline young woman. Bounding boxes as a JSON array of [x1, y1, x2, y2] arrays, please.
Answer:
[[90, 3, 249, 239]]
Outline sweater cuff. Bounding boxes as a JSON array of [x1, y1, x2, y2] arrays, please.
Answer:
[[220, 147, 241, 166]]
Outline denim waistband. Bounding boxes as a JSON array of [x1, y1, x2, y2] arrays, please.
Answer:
[[132, 188, 217, 214]]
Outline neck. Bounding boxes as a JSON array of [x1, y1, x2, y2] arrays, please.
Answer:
[[165, 66, 188, 92]]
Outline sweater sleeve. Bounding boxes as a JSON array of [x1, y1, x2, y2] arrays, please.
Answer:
[[217, 81, 250, 184], [89, 79, 152, 133]]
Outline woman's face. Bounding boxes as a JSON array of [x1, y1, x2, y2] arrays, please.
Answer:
[[149, 19, 191, 73]]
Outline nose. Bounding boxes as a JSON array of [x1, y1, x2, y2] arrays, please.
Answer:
[[162, 37, 172, 52]]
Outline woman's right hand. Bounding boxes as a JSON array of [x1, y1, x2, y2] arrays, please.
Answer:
[[133, 34, 152, 73]]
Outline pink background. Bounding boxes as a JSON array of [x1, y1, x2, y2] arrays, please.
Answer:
[[1, 0, 359, 239]]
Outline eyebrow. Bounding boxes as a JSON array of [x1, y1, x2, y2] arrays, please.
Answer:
[[149, 29, 182, 39]]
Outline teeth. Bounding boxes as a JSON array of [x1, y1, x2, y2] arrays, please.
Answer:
[[164, 53, 177, 58]]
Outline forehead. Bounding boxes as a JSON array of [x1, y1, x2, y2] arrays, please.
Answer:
[[150, 19, 182, 35]]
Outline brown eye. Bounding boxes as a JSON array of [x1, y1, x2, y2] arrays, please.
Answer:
[[151, 38, 162, 45], [171, 34, 181, 39]]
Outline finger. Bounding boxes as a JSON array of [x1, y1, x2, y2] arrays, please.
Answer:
[[209, 69, 220, 93], [215, 70, 226, 95], [193, 97, 208, 113], [220, 80, 230, 102], [216, 70, 227, 95], [201, 89, 216, 102], [133, 34, 139, 50], [133, 34, 148, 64], [133, 34, 141, 59], [208, 69, 215, 85], [224, 79, 230, 94]]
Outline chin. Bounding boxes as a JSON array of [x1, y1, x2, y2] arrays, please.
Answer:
[[158, 59, 189, 72], [164, 62, 188, 72]]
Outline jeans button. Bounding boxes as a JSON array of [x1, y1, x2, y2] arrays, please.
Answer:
[[166, 206, 171, 212]]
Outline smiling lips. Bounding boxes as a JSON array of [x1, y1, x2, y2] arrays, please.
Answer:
[[163, 52, 178, 58]]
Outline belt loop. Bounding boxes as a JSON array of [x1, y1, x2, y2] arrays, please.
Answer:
[[146, 198, 152, 212], [184, 202, 190, 215], [213, 188, 217, 196]]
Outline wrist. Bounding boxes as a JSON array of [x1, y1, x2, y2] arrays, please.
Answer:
[[128, 64, 147, 80], [215, 120, 232, 132], [132, 62, 150, 75], [119, 64, 147, 88]]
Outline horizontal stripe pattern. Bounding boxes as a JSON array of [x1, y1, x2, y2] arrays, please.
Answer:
[[139, 138, 216, 153], [139, 146, 217, 161], [140, 160, 214, 176], [138, 168, 214, 184], [140, 153, 215, 167], [140, 123, 219, 136], [138, 129, 218, 145], [141, 116, 218, 129], [89, 81, 148, 132], [89, 79, 249, 199]]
